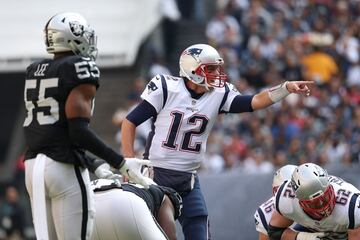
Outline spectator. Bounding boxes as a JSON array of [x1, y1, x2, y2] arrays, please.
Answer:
[[206, 8, 242, 49], [301, 45, 339, 84], [0, 186, 26, 239]]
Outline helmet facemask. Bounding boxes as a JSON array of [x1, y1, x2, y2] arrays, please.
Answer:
[[299, 184, 336, 220], [194, 63, 227, 88], [68, 26, 98, 60]]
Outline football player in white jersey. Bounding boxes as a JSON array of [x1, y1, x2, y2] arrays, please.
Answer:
[[254, 165, 297, 240], [268, 163, 360, 240], [121, 43, 313, 240]]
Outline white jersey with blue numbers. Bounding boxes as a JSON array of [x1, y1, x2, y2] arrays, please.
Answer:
[[275, 176, 360, 233], [141, 74, 240, 172], [254, 196, 297, 236], [254, 196, 276, 235]]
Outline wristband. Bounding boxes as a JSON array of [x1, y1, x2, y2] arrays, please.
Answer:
[[268, 81, 290, 103]]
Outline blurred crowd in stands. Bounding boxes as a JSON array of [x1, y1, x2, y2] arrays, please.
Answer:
[[116, 0, 360, 176], [202, 0, 360, 174]]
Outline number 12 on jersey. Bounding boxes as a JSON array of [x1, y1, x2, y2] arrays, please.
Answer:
[[162, 111, 209, 153]]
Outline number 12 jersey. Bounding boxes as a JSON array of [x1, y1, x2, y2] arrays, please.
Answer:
[[141, 74, 240, 172]]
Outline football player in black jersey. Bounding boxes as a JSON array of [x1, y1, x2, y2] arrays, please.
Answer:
[[23, 12, 152, 240], [91, 179, 182, 240]]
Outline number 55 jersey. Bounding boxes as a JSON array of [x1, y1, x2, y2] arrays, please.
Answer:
[[23, 55, 99, 164], [275, 176, 360, 233]]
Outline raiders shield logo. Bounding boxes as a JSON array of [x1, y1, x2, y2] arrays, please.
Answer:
[[69, 21, 84, 37]]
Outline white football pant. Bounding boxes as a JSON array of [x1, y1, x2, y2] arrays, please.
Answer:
[[25, 154, 95, 240], [91, 189, 168, 240]]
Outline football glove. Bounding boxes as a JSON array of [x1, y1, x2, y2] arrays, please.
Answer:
[[296, 232, 327, 240], [94, 162, 122, 186], [119, 158, 153, 189]]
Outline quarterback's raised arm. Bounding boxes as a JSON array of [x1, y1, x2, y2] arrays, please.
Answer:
[[251, 81, 314, 110]]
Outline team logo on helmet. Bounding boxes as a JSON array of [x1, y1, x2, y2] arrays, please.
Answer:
[[183, 48, 203, 58], [69, 21, 84, 37]]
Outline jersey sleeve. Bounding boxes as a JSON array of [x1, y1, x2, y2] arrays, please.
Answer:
[[275, 181, 295, 216], [140, 74, 166, 113], [219, 82, 241, 112], [351, 194, 360, 229], [62, 56, 100, 93], [254, 208, 268, 235]]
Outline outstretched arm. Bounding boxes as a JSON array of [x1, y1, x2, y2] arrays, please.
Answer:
[[251, 81, 313, 110], [65, 84, 125, 168], [65, 84, 151, 188]]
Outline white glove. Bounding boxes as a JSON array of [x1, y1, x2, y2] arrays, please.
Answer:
[[94, 163, 122, 186], [119, 158, 153, 189], [296, 232, 327, 240]]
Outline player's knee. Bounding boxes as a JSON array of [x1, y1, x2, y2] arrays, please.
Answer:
[[182, 215, 210, 240]]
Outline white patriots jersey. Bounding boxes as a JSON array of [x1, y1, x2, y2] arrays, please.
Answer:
[[254, 196, 276, 235], [275, 176, 360, 233], [254, 196, 297, 236], [141, 74, 240, 172]]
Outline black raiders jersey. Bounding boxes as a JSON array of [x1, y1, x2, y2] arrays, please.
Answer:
[[23, 55, 99, 165]]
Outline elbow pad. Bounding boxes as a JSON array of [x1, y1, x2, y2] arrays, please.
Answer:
[[68, 117, 124, 169], [268, 224, 286, 240]]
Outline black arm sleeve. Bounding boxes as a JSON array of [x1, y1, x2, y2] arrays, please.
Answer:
[[68, 117, 124, 169], [85, 156, 107, 174], [268, 224, 287, 240], [229, 95, 254, 113], [126, 100, 157, 126]]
